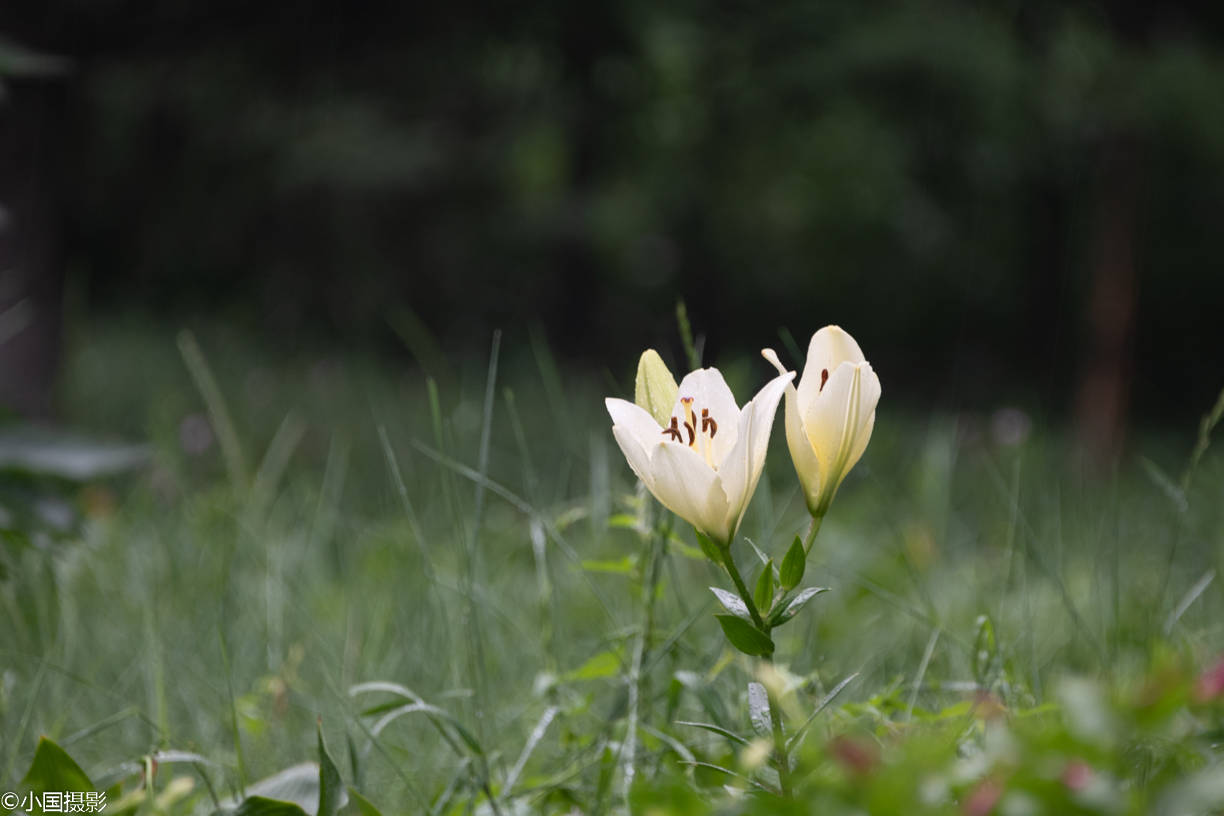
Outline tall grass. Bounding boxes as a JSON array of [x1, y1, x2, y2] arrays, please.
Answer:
[[0, 318, 1222, 814]]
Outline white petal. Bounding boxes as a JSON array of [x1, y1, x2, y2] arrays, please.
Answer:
[[802, 361, 862, 484], [608, 397, 666, 492], [649, 441, 731, 542], [607, 397, 663, 444], [839, 365, 881, 478], [716, 370, 793, 536], [854, 363, 882, 439], [671, 367, 740, 462], [612, 425, 656, 491], [714, 402, 759, 536], [797, 326, 867, 416], [764, 348, 823, 508], [843, 409, 876, 477]]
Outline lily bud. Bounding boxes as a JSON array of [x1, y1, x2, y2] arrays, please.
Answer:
[[763, 326, 881, 522], [634, 349, 679, 426]]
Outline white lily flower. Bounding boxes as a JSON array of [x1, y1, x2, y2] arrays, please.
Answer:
[[762, 326, 881, 520], [607, 365, 794, 547]]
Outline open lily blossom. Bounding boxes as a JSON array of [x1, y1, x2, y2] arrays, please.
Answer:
[[607, 364, 794, 547], [763, 326, 881, 521]]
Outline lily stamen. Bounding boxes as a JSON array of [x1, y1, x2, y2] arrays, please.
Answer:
[[662, 416, 684, 442], [680, 396, 721, 468]]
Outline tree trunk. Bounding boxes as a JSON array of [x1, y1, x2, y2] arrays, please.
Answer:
[[1073, 138, 1141, 471]]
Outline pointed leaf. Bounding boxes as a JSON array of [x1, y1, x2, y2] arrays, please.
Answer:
[[223, 764, 317, 812], [346, 788, 385, 816], [714, 614, 774, 657], [709, 587, 751, 621], [674, 720, 751, 747], [232, 797, 310, 816], [21, 737, 93, 793], [754, 559, 775, 613], [772, 587, 830, 625], [696, 531, 723, 566], [316, 722, 345, 816], [780, 536, 805, 591], [747, 682, 771, 736]]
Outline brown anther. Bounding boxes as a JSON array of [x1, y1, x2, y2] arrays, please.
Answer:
[[683, 421, 696, 445], [662, 416, 684, 442], [820, 368, 829, 392], [701, 408, 718, 438]]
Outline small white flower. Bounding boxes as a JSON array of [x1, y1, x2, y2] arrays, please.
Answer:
[[607, 363, 793, 546], [763, 325, 881, 519]]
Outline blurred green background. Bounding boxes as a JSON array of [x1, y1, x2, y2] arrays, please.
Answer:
[[4, 4, 1224, 810], [2, 0, 1222, 442]]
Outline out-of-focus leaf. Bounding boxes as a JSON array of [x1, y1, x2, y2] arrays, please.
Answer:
[[230, 797, 310, 816], [674, 720, 750, 746], [747, 682, 771, 737], [0, 427, 149, 481], [563, 650, 622, 681], [316, 723, 345, 816], [221, 764, 318, 813], [580, 556, 637, 575], [345, 788, 384, 816], [20, 736, 93, 793]]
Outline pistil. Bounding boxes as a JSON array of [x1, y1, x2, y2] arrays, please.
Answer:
[[679, 397, 717, 468]]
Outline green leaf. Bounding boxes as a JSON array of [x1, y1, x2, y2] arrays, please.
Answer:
[[667, 540, 708, 561], [972, 614, 998, 685], [714, 614, 774, 657], [709, 587, 751, 621], [695, 531, 723, 566], [780, 536, 805, 591], [231, 796, 310, 816], [316, 722, 344, 816], [674, 721, 750, 747], [21, 736, 93, 793], [225, 763, 319, 811], [769, 586, 830, 626], [563, 650, 622, 681], [754, 559, 775, 613], [580, 556, 638, 575], [747, 682, 771, 736], [346, 788, 385, 816]]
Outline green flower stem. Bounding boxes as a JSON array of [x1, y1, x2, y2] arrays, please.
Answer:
[[762, 653, 792, 798], [719, 543, 792, 797], [720, 546, 765, 630], [624, 518, 670, 805], [802, 514, 823, 555]]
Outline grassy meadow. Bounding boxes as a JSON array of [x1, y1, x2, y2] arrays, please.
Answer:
[[2, 317, 1224, 815]]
